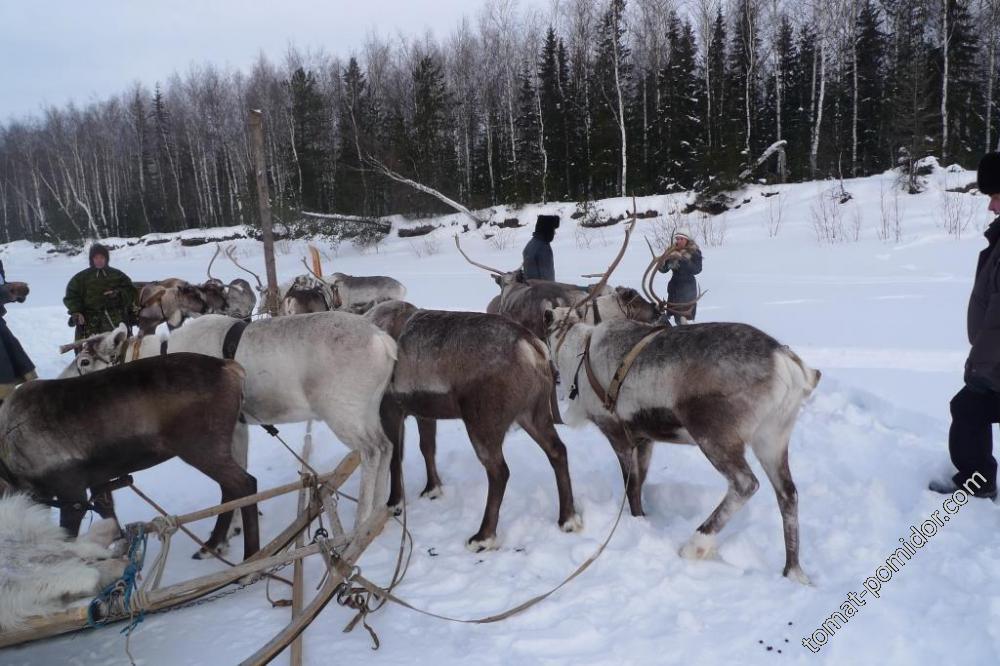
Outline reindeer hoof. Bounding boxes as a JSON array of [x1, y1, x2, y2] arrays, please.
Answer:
[[388, 503, 403, 517], [560, 513, 583, 533], [466, 535, 498, 553], [192, 542, 229, 560], [679, 532, 717, 561], [420, 486, 443, 500], [784, 565, 812, 586]]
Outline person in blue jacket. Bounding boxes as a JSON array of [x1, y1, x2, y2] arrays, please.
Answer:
[[522, 214, 559, 281]]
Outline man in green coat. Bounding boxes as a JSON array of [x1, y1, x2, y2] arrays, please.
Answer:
[[64, 243, 138, 339]]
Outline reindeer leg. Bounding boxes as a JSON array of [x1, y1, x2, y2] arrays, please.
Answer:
[[752, 423, 809, 584], [682, 443, 758, 562], [380, 398, 406, 512], [416, 417, 443, 498], [599, 423, 647, 516], [635, 439, 655, 492], [227, 421, 250, 538], [195, 464, 259, 560], [464, 417, 510, 551], [518, 399, 580, 532], [90, 486, 117, 522], [57, 487, 90, 538]]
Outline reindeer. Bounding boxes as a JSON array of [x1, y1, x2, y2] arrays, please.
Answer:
[[0, 353, 260, 560], [543, 222, 820, 582], [59, 312, 397, 543], [279, 259, 336, 315], [454, 235, 611, 340], [367, 300, 580, 551], [135, 246, 257, 332], [327, 272, 406, 314]]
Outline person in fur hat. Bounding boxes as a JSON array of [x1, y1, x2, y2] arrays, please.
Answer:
[[929, 152, 1000, 501], [522, 214, 560, 281], [657, 227, 703, 324], [63, 243, 138, 340]]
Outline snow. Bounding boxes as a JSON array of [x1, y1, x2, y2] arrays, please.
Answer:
[[2, 165, 999, 665]]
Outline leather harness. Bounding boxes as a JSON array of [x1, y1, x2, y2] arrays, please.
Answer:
[[570, 326, 669, 414], [221, 319, 248, 360], [150, 318, 248, 360]]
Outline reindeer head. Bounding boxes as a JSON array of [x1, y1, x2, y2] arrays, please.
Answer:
[[137, 284, 203, 333], [199, 280, 228, 313], [606, 286, 659, 323], [58, 324, 130, 377], [3, 282, 29, 303], [281, 274, 332, 315], [224, 279, 256, 319], [544, 306, 580, 336]]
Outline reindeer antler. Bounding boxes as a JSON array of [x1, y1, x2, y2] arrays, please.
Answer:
[[224, 246, 264, 291], [454, 235, 506, 275], [573, 197, 639, 311], [207, 243, 221, 281], [641, 236, 667, 306], [300, 257, 324, 281], [663, 289, 709, 317], [59, 340, 85, 355]]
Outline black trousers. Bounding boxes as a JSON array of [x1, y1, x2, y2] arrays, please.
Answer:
[[949, 386, 1000, 487]]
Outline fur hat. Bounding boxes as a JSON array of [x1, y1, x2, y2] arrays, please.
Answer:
[[673, 227, 693, 241], [978, 152, 1000, 196], [534, 214, 560, 242], [88, 243, 110, 267]]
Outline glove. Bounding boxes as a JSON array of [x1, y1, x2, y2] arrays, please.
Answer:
[[70, 312, 86, 326]]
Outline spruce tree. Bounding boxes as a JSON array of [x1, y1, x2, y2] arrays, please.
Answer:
[[411, 55, 453, 196], [287, 67, 334, 211]]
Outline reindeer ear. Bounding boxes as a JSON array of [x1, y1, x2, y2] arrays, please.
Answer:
[[110, 325, 128, 348]]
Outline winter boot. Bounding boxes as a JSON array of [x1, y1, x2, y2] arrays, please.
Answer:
[[928, 474, 997, 500]]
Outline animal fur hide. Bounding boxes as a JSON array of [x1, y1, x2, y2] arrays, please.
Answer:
[[0, 494, 125, 631]]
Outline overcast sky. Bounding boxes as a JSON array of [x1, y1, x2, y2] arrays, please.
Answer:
[[0, 0, 548, 124]]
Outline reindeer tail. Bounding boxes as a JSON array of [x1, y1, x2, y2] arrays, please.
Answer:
[[778, 346, 821, 396]]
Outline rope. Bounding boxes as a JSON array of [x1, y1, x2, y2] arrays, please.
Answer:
[[144, 515, 178, 591], [87, 522, 151, 665], [317, 462, 630, 633]]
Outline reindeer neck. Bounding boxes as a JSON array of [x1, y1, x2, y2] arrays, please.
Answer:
[[551, 322, 592, 370]]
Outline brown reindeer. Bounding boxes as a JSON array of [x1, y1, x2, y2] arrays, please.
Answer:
[[367, 300, 580, 551], [0, 353, 260, 560]]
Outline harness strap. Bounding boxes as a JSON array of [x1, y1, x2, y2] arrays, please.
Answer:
[[222, 319, 249, 360], [583, 326, 669, 413]]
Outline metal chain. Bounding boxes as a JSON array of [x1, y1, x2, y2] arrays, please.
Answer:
[[144, 559, 294, 618]]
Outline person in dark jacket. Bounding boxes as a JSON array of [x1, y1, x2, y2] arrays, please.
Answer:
[[657, 227, 703, 325], [64, 243, 138, 340], [0, 261, 36, 403], [929, 152, 1000, 500], [522, 214, 559, 281]]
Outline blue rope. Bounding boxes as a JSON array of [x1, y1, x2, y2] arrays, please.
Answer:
[[87, 524, 149, 633]]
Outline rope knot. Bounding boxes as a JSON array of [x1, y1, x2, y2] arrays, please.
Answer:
[[150, 514, 179, 538]]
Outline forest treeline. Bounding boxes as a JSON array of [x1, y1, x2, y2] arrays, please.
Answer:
[[0, 0, 997, 242]]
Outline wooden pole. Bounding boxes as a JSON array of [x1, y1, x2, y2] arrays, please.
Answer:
[[140, 451, 358, 532], [248, 109, 280, 316], [239, 508, 389, 666]]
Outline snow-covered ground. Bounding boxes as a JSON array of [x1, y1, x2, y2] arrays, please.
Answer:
[[3, 164, 999, 665]]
